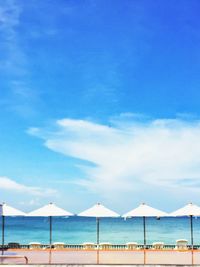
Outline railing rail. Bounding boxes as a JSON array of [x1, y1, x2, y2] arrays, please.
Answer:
[[1, 244, 200, 250], [0, 255, 28, 264]]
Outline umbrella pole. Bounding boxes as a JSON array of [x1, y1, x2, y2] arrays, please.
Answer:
[[143, 216, 146, 264], [1, 215, 4, 255], [96, 217, 100, 264], [190, 215, 194, 265], [49, 216, 52, 264]]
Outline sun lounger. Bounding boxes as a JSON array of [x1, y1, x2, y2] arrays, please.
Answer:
[[83, 242, 96, 249], [29, 242, 41, 249], [152, 242, 164, 249], [99, 242, 112, 250], [53, 242, 65, 249], [175, 239, 188, 250], [126, 242, 138, 250]]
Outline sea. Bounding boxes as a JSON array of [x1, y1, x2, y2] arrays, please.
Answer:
[[0, 216, 200, 245]]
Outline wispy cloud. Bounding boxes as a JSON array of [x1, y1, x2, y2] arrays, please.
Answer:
[[0, 176, 57, 196], [0, 0, 39, 116], [0, 0, 24, 74], [28, 116, 200, 203]]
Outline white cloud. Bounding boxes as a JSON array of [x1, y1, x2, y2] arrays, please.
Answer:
[[0, 176, 57, 196], [29, 117, 200, 201]]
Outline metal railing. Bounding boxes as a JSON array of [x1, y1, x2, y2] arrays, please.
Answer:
[[1, 244, 200, 250], [0, 255, 28, 264]]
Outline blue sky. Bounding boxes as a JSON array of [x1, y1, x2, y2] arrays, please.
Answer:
[[0, 0, 200, 213]]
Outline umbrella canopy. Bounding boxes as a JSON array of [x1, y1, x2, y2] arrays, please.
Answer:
[[170, 202, 200, 263], [170, 203, 200, 217], [1, 203, 26, 255], [79, 203, 119, 264], [28, 203, 73, 217], [123, 203, 168, 218], [123, 203, 168, 265], [1, 203, 26, 216], [27, 203, 73, 264], [78, 203, 120, 218]]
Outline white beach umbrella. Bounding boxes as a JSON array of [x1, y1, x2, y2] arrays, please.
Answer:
[[170, 203, 200, 250], [1, 203, 26, 255], [170, 203, 200, 217], [28, 203, 73, 248], [79, 203, 120, 264], [28, 203, 72, 217], [123, 203, 168, 218], [123, 203, 168, 264], [79, 203, 119, 218]]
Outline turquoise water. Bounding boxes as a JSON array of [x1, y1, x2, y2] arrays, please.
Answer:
[[0, 216, 200, 245]]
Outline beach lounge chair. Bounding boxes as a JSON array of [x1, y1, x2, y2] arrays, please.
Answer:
[[53, 242, 65, 249], [152, 242, 164, 250], [126, 242, 138, 250], [29, 242, 41, 249], [83, 242, 96, 250], [99, 242, 112, 250], [175, 239, 188, 250]]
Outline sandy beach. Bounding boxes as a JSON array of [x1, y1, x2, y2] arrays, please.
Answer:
[[0, 249, 200, 265]]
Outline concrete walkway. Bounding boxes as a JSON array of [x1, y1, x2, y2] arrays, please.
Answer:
[[0, 250, 200, 265]]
